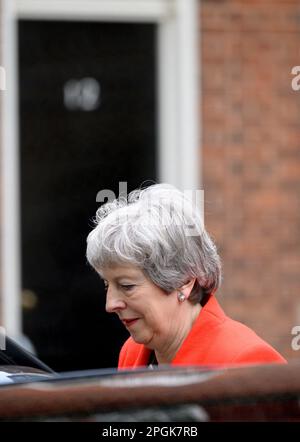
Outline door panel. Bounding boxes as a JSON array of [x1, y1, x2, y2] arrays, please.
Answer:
[[18, 20, 157, 371]]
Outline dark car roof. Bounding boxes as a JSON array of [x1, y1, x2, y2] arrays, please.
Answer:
[[0, 360, 299, 421]]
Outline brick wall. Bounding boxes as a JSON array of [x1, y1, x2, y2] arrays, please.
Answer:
[[201, 0, 300, 359]]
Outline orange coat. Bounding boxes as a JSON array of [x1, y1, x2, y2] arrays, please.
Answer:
[[118, 294, 286, 368]]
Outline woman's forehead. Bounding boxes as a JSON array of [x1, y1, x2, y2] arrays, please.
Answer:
[[100, 264, 144, 280]]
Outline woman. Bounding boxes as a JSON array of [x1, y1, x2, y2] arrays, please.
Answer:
[[86, 183, 286, 368]]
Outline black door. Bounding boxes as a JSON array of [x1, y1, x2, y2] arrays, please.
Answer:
[[18, 20, 157, 371]]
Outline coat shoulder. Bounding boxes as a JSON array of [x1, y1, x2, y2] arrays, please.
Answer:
[[215, 316, 286, 364], [118, 337, 143, 368]]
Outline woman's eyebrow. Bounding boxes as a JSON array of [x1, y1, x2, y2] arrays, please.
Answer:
[[101, 275, 136, 282], [114, 275, 137, 281]]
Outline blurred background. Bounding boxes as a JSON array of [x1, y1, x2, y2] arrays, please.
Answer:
[[0, 0, 299, 371]]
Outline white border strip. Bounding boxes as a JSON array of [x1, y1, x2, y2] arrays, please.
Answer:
[[1, 0, 22, 337], [157, 16, 179, 185], [176, 0, 200, 190], [16, 0, 174, 22], [158, 0, 200, 190]]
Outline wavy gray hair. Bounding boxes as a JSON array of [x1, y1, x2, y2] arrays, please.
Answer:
[[86, 183, 222, 304]]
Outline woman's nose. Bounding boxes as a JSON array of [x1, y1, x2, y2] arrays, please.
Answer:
[[105, 287, 126, 313]]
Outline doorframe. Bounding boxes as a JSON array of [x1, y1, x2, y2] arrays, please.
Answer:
[[1, 0, 201, 338]]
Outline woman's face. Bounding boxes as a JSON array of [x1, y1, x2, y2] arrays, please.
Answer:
[[100, 264, 184, 351]]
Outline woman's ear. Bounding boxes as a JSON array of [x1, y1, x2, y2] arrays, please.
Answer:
[[178, 278, 196, 299]]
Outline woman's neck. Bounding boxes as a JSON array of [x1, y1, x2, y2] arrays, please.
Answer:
[[154, 302, 202, 364]]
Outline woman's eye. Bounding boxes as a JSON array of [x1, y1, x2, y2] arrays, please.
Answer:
[[103, 283, 134, 292], [121, 285, 135, 291]]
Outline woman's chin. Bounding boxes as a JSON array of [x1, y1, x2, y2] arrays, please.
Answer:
[[131, 333, 153, 347]]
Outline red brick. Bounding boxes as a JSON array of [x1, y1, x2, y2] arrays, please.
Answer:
[[202, 0, 300, 360]]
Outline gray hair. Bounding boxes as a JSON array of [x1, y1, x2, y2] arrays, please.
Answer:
[[86, 183, 222, 303]]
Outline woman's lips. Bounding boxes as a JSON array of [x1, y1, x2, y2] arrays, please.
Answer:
[[122, 318, 139, 327]]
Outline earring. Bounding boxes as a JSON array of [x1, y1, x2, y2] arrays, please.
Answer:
[[177, 291, 185, 302]]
